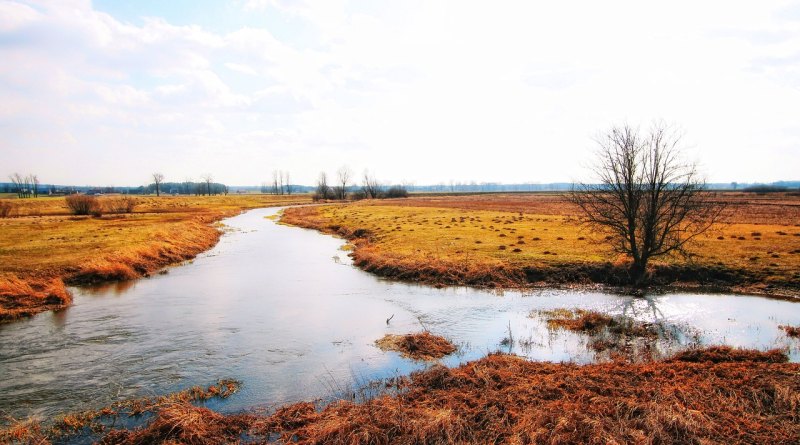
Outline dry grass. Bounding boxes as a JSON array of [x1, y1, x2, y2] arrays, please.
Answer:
[[373, 191, 800, 225], [0, 379, 242, 444], [781, 325, 800, 338], [99, 403, 254, 445], [536, 308, 670, 359], [281, 193, 800, 295], [79, 348, 800, 444], [0, 194, 310, 321], [375, 332, 457, 360], [667, 346, 789, 364], [0, 275, 72, 322]]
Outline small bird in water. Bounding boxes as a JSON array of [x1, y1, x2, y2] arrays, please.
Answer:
[[386, 314, 394, 325]]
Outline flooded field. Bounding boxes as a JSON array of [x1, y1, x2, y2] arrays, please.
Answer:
[[1, 207, 798, 426]]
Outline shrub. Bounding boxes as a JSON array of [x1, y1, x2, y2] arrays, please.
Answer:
[[104, 196, 137, 214], [349, 190, 367, 201], [65, 195, 101, 216], [384, 185, 408, 199]]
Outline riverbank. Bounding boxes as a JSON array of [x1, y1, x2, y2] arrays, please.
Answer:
[[280, 192, 800, 298], [0, 195, 310, 321], [9, 347, 797, 444]]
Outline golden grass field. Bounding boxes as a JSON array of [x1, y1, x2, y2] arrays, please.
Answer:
[[282, 192, 800, 296], [0, 194, 310, 321]]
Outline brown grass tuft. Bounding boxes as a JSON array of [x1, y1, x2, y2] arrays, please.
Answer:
[[375, 332, 457, 360], [99, 403, 254, 445], [780, 325, 800, 337]]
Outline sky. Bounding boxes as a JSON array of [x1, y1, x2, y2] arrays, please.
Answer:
[[1, 0, 799, 187]]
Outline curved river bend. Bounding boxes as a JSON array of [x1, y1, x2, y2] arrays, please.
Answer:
[[1, 207, 798, 423]]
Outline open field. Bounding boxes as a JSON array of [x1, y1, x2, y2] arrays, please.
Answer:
[[0, 194, 310, 321], [282, 192, 800, 296], [8, 347, 796, 444]]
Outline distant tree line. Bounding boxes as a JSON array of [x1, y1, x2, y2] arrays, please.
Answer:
[[261, 170, 293, 195], [141, 179, 229, 196], [313, 166, 408, 201]]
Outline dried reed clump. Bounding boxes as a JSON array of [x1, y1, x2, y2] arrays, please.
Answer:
[[542, 309, 616, 333], [99, 403, 254, 445], [65, 194, 102, 216], [103, 196, 138, 214], [0, 417, 46, 444], [0, 379, 243, 443], [538, 308, 665, 357], [780, 325, 800, 337], [376, 332, 457, 360]]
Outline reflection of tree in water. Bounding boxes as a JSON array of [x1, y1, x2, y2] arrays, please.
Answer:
[[617, 295, 665, 321], [613, 295, 703, 357], [81, 280, 137, 296]]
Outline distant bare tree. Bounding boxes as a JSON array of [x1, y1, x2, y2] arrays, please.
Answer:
[[283, 171, 292, 195], [30, 174, 39, 198], [335, 166, 352, 200], [570, 122, 725, 287], [315, 172, 332, 201], [272, 170, 280, 195], [9, 173, 29, 198], [152, 172, 165, 196], [201, 174, 213, 196], [362, 170, 381, 198]]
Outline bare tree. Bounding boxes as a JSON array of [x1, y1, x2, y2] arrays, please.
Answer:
[[272, 170, 280, 195], [362, 169, 381, 199], [9, 173, 24, 198], [200, 174, 213, 196], [283, 171, 292, 195], [152, 172, 165, 196], [335, 166, 352, 200], [569, 122, 724, 287], [315, 171, 331, 200], [31, 174, 39, 198]]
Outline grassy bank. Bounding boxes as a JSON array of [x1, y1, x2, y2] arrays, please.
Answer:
[[281, 192, 800, 296], [11, 347, 796, 444], [0, 194, 310, 321]]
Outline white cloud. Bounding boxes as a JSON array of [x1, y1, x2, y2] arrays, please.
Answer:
[[0, 0, 798, 186]]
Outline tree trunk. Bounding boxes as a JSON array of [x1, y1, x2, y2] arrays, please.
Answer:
[[629, 259, 648, 288]]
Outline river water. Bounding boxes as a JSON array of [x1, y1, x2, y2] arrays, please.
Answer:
[[1, 207, 798, 425]]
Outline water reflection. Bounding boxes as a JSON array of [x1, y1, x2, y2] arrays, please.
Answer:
[[80, 280, 137, 296], [0, 207, 797, 426]]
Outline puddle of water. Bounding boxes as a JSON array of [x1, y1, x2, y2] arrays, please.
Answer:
[[0, 207, 797, 425]]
